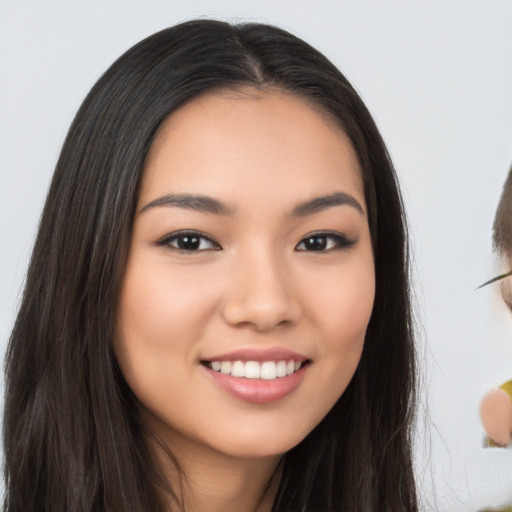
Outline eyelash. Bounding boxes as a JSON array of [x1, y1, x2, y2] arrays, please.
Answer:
[[295, 232, 355, 252], [156, 231, 354, 253], [156, 231, 221, 252]]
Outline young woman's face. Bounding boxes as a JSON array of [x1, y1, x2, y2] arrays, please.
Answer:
[[116, 90, 375, 461]]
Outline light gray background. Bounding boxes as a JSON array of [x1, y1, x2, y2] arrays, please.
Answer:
[[1, 1, 512, 510]]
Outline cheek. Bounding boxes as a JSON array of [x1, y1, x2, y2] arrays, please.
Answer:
[[114, 257, 222, 401], [325, 278, 374, 335], [303, 256, 375, 354], [296, 256, 375, 418], [319, 275, 373, 380], [117, 261, 220, 351]]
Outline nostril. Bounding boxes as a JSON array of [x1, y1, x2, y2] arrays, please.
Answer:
[[221, 298, 302, 331]]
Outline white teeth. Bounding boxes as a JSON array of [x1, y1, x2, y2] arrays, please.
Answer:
[[220, 361, 232, 374], [231, 360, 245, 377], [244, 361, 261, 379], [261, 361, 276, 380], [207, 359, 306, 379], [276, 360, 287, 377]]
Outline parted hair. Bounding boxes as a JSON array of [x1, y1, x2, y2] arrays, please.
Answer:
[[3, 19, 418, 511]]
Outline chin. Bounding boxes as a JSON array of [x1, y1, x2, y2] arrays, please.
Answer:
[[207, 423, 313, 460]]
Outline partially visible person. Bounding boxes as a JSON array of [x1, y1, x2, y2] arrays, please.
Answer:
[[480, 167, 512, 448], [2, 20, 418, 512], [479, 166, 512, 512]]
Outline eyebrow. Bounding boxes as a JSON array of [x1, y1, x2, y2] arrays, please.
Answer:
[[139, 194, 235, 215], [290, 192, 364, 217], [139, 191, 364, 217]]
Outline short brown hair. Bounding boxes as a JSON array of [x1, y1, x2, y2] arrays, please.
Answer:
[[493, 166, 512, 256]]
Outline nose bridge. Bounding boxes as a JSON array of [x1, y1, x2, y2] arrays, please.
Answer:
[[222, 242, 301, 330]]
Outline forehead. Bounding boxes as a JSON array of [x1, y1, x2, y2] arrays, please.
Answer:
[[140, 89, 365, 210]]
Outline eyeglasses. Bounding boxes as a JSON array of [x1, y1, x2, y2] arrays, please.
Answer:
[[477, 270, 512, 289]]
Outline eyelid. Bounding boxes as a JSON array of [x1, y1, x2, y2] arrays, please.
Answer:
[[295, 231, 355, 252], [155, 230, 222, 251]]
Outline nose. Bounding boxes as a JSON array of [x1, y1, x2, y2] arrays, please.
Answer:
[[221, 250, 302, 331]]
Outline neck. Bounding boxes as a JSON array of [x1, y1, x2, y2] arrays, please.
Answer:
[[148, 433, 282, 512]]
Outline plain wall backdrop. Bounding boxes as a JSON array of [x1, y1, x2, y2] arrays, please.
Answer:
[[1, 0, 512, 510]]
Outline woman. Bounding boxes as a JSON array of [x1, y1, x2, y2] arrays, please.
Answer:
[[3, 19, 417, 511]]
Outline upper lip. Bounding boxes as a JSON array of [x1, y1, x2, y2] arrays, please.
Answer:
[[201, 347, 309, 363]]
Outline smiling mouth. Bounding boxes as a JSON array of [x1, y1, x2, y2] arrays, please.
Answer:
[[201, 359, 309, 380]]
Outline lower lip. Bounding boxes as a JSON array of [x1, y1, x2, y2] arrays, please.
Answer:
[[202, 364, 308, 404]]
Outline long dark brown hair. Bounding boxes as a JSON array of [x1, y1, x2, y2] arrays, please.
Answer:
[[3, 19, 417, 511]]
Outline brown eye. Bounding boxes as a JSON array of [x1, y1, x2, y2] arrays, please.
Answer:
[[157, 231, 221, 252], [295, 232, 355, 252], [301, 235, 329, 251]]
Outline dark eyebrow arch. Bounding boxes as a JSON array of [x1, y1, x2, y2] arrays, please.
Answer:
[[139, 194, 235, 215], [291, 192, 364, 217]]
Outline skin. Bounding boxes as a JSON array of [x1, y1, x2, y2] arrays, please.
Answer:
[[480, 388, 512, 446], [500, 262, 512, 312], [116, 89, 375, 512]]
